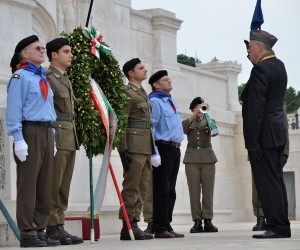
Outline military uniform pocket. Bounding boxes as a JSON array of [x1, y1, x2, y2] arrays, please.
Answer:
[[126, 128, 145, 152]]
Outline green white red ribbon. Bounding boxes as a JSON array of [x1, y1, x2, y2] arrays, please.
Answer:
[[83, 26, 112, 59]]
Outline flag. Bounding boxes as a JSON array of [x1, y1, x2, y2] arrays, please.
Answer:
[[89, 78, 118, 214], [251, 0, 264, 30]]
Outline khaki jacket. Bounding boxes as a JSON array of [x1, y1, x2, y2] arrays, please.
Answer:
[[118, 82, 155, 154], [182, 117, 217, 164], [47, 65, 79, 151]]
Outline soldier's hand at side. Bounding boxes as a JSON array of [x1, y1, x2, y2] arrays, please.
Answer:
[[14, 140, 28, 162], [119, 150, 132, 172], [248, 144, 263, 160], [151, 146, 161, 167]]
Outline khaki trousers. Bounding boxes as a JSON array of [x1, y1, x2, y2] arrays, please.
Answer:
[[119, 153, 152, 221], [185, 163, 215, 221], [48, 150, 76, 226], [143, 170, 153, 223], [15, 125, 54, 240]]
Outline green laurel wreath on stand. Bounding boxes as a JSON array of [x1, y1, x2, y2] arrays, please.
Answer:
[[62, 27, 129, 156]]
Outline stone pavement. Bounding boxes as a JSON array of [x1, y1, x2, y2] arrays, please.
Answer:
[[3, 221, 300, 250]]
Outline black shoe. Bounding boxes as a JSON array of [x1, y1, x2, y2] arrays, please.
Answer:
[[46, 226, 72, 245], [57, 225, 84, 244], [144, 222, 154, 234], [169, 230, 185, 238], [38, 235, 61, 246], [204, 219, 218, 232], [190, 220, 203, 233], [120, 220, 152, 240], [252, 216, 267, 231], [154, 231, 175, 238], [20, 235, 47, 248], [252, 230, 291, 239]]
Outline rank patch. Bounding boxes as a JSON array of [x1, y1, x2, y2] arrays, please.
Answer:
[[12, 74, 20, 79]]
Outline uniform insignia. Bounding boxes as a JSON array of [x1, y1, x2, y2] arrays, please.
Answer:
[[12, 74, 20, 79]]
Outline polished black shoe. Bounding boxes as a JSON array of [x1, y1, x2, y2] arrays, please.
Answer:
[[46, 226, 72, 245], [252, 230, 291, 239], [38, 235, 61, 246], [144, 222, 154, 234], [154, 231, 175, 238], [190, 220, 203, 233], [169, 230, 185, 238], [120, 220, 151, 240], [204, 219, 218, 232], [252, 216, 267, 231], [20, 235, 47, 248], [57, 225, 84, 244], [132, 220, 153, 239]]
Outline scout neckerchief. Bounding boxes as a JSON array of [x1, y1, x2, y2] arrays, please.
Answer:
[[17, 62, 48, 100], [149, 91, 176, 113]]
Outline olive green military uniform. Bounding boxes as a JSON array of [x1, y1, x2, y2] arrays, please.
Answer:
[[182, 117, 217, 221], [118, 82, 155, 221], [46, 65, 79, 226]]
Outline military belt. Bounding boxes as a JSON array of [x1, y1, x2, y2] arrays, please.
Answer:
[[56, 113, 74, 122], [128, 121, 152, 129], [187, 141, 211, 148]]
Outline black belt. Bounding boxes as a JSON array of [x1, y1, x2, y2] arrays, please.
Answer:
[[22, 121, 53, 127], [156, 140, 181, 148], [56, 113, 74, 121], [128, 121, 152, 129], [187, 141, 211, 148]]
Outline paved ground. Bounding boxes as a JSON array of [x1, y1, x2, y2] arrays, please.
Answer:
[[3, 221, 300, 250]]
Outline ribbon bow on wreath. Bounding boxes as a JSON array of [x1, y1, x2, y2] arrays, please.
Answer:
[[83, 26, 112, 59]]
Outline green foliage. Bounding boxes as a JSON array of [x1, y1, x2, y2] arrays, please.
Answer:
[[177, 54, 201, 67], [62, 27, 129, 156]]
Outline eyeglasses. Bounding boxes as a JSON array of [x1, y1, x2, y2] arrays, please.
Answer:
[[159, 77, 171, 82], [24, 46, 46, 52]]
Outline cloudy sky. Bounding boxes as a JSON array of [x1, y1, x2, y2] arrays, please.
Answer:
[[132, 0, 300, 90]]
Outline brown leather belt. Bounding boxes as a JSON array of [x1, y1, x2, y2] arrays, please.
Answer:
[[22, 121, 53, 127], [155, 140, 181, 148]]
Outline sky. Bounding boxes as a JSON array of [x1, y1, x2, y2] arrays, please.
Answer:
[[131, 0, 300, 90]]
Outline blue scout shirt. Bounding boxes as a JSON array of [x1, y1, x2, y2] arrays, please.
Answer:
[[150, 95, 184, 143], [6, 68, 56, 142]]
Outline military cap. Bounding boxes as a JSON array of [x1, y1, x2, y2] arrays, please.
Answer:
[[46, 38, 70, 59], [148, 70, 168, 85], [122, 58, 141, 77], [10, 35, 39, 73], [250, 30, 277, 48], [189, 97, 204, 110]]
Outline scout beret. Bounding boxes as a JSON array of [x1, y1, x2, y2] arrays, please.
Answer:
[[10, 35, 39, 73], [250, 30, 277, 48], [189, 97, 204, 110], [148, 70, 168, 85], [122, 58, 141, 77], [46, 38, 70, 59]]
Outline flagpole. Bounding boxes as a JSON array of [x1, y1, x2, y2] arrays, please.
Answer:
[[89, 145, 95, 243], [86, 0, 94, 28], [109, 163, 134, 240]]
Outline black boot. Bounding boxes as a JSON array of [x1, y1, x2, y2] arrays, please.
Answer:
[[46, 226, 72, 245], [204, 219, 218, 232], [120, 220, 149, 240], [57, 225, 84, 244], [132, 220, 153, 239], [144, 222, 154, 234], [190, 219, 203, 233], [252, 216, 267, 231]]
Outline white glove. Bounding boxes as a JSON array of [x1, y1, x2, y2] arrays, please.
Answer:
[[14, 140, 28, 162], [151, 146, 161, 167], [54, 142, 57, 156]]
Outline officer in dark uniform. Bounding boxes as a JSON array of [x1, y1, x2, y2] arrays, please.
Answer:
[[45, 38, 83, 245], [241, 30, 291, 238], [118, 58, 155, 240], [182, 97, 218, 233]]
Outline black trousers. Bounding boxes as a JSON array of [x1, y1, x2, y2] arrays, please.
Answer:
[[249, 146, 291, 237], [152, 144, 181, 233]]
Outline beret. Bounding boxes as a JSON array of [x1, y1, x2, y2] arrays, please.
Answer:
[[148, 70, 168, 85], [189, 97, 204, 110], [250, 30, 277, 48], [46, 38, 69, 53], [10, 35, 39, 72], [122, 58, 141, 76], [14, 35, 39, 53]]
